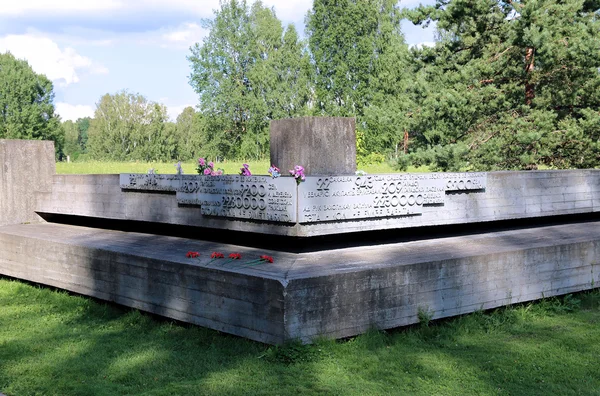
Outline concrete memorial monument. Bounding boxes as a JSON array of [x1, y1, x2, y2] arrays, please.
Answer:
[[0, 120, 599, 344], [119, 172, 486, 224]]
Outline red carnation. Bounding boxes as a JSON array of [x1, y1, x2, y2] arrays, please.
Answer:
[[186, 251, 200, 258], [229, 253, 242, 260], [260, 255, 274, 263], [211, 252, 224, 259]]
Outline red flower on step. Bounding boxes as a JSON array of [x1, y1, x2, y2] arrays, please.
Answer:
[[260, 255, 274, 263], [229, 253, 242, 260], [186, 251, 200, 258], [211, 252, 225, 259]]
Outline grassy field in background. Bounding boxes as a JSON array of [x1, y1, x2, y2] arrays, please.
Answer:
[[55, 160, 428, 175], [1, 278, 599, 395]]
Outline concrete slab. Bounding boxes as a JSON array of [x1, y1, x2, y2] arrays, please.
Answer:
[[36, 170, 600, 237], [0, 139, 55, 226], [1, 221, 598, 344]]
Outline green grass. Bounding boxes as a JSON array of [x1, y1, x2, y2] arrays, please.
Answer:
[[1, 278, 599, 395], [55, 160, 412, 175]]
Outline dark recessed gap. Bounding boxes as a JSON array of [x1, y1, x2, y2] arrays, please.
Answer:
[[37, 212, 600, 253]]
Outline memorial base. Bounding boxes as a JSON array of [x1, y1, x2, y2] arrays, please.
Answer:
[[1, 221, 598, 344]]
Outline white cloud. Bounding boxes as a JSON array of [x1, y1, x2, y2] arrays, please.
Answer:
[[162, 22, 203, 43], [0, 0, 218, 18], [157, 22, 208, 48], [166, 104, 194, 121], [0, 33, 108, 86], [55, 102, 95, 121], [1, 0, 122, 16], [410, 41, 436, 49], [263, 0, 313, 26]]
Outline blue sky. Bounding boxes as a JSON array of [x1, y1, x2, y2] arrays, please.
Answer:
[[0, 0, 436, 122]]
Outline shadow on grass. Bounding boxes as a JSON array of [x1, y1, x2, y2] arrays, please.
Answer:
[[2, 278, 600, 395], [0, 278, 327, 395]]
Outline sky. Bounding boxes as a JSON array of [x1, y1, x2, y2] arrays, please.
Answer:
[[0, 0, 437, 122]]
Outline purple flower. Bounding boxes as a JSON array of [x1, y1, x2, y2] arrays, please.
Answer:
[[268, 165, 280, 178], [175, 161, 184, 175], [289, 164, 305, 185], [240, 163, 251, 176]]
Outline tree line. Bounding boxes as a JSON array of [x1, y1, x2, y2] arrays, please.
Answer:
[[1, 0, 599, 170]]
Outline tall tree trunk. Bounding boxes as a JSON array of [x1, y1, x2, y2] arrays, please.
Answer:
[[525, 47, 535, 105]]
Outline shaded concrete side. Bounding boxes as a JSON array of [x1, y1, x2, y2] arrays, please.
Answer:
[[0, 140, 55, 226], [299, 170, 600, 236], [270, 117, 356, 176], [1, 222, 599, 344], [284, 240, 600, 342], [36, 175, 301, 236], [37, 170, 600, 237], [0, 223, 287, 344]]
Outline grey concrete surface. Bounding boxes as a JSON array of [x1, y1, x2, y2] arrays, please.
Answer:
[[0, 140, 55, 226], [270, 117, 356, 176], [36, 170, 600, 237], [1, 221, 598, 344]]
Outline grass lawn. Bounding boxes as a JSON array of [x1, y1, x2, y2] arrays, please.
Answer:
[[1, 278, 599, 395], [55, 160, 429, 175]]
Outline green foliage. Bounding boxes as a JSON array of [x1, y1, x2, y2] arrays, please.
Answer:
[[61, 117, 91, 160], [306, 0, 413, 156], [0, 52, 63, 158], [403, 0, 600, 171], [417, 306, 433, 328], [263, 340, 321, 365], [87, 91, 175, 161], [54, 159, 400, 175], [188, 0, 311, 160], [173, 106, 204, 160], [2, 278, 600, 395]]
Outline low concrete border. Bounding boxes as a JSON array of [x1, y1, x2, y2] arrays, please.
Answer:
[[1, 221, 598, 344]]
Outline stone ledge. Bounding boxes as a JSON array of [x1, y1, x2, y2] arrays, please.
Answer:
[[36, 170, 600, 237], [1, 221, 599, 344]]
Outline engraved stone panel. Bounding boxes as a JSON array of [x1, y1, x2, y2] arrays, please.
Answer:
[[120, 173, 183, 192], [443, 172, 486, 192], [120, 174, 297, 223], [120, 172, 486, 225], [194, 176, 297, 223], [298, 173, 486, 223]]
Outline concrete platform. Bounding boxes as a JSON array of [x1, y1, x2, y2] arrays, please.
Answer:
[[36, 170, 600, 237], [1, 221, 598, 344]]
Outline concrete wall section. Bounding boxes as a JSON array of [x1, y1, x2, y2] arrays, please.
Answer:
[[284, 239, 600, 341], [0, 140, 55, 226], [270, 117, 356, 176], [37, 170, 600, 237], [0, 223, 287, 344], [0, 221, 598, 344], [36, 175, 298, 235], [300, 170, 600, 236]]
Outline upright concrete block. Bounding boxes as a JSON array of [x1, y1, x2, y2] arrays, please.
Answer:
[[0, 140, 55, 226], [270, 117, 356, 176]]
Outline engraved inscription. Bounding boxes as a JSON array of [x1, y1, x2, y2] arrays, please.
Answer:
[[120, 172, 486, 224], [195, 175, 296, 222], [298, 173, 486, 223]]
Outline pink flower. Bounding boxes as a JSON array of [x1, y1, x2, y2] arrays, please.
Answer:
[[198, 158, 205, 166], [208, 161, 214, 168], [203, 168, 211, 175], [240, 163, 252, 176]]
